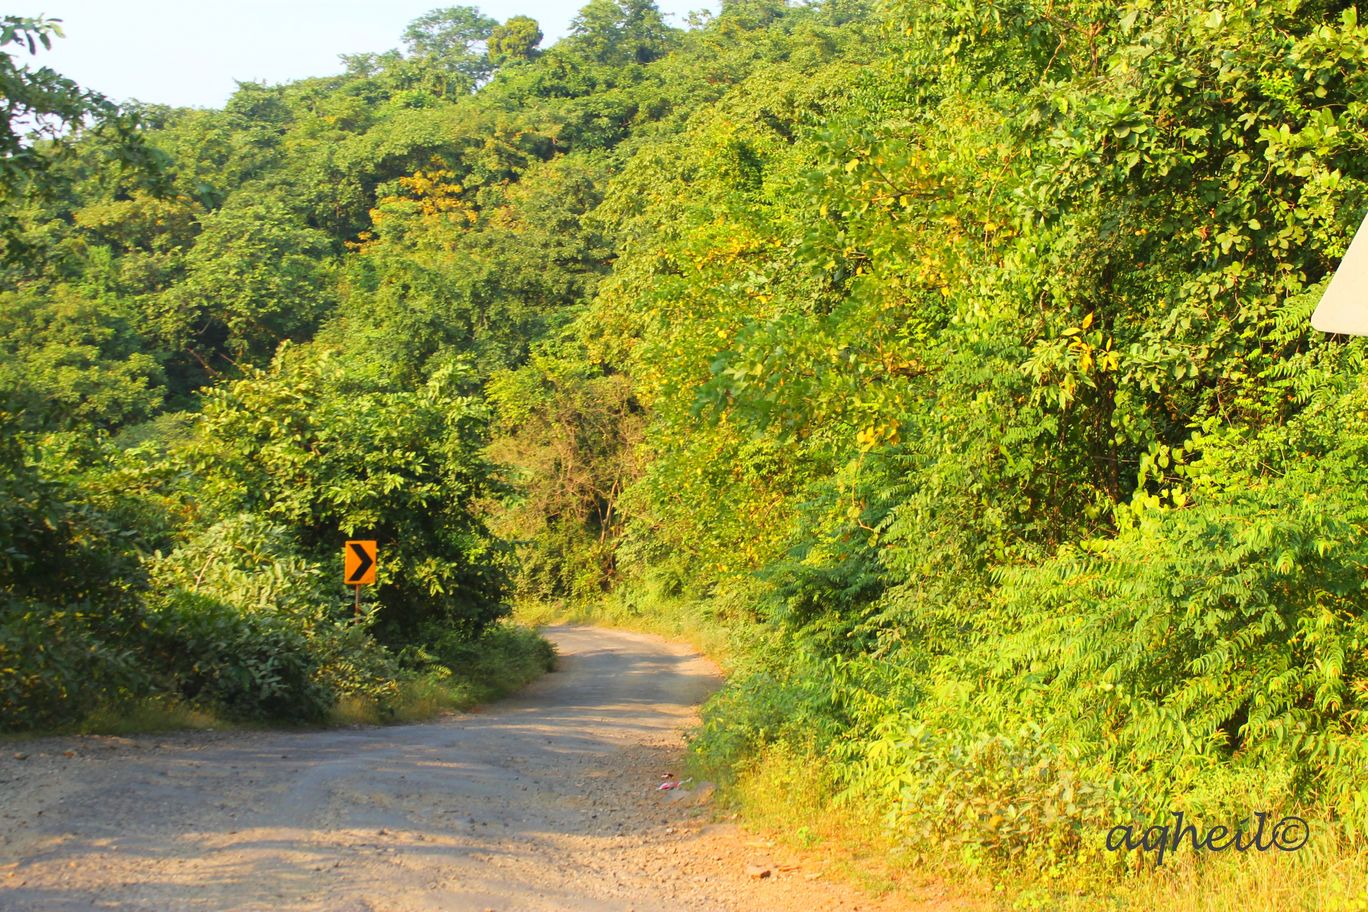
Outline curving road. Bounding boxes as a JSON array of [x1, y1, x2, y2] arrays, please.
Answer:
[[0, 626, 925, 912]]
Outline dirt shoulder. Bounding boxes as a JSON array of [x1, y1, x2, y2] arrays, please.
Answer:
[[0, 625, 952, 912]]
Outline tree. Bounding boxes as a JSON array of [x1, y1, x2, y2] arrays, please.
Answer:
[[0, 17, 161, 258], [0, 283, 166, 431], [156, 196, 333, 373], [568, 0, 676, 65], [488, 16, 543, 66], [185, 343, 510, 641], [487, 338, 643, 600], [402, 6, 499, 88]]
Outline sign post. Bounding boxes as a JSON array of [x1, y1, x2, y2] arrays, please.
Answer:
[[344, 540, 377, 618]]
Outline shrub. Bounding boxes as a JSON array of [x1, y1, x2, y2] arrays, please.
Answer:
[[0, 596, 146, 730], [887, 724, 1127, 880], [425, 622, 557, 701], [143, 590, 332, 723]]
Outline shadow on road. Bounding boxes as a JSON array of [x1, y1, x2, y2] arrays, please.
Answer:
[[0, 626, 724, 912]]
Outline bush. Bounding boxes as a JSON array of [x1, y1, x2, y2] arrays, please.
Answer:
[[147, 514, 405, 708], [426, 622, 557, 699], [0, 596, 146, 730], [887, 724, 1127, 880], [0, 427, 165, 731], [976, 382, 1368, 833], [143, 590, 333, 723]]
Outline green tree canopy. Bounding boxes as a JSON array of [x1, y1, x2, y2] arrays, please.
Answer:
[[488, 16, 543, 66], [402, 6, 500, 88]]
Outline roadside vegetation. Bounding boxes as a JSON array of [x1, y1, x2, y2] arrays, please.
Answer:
[[5, 1, 1368, 907]]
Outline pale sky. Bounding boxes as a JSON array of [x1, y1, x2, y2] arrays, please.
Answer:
[[11, 0, 715, 110]]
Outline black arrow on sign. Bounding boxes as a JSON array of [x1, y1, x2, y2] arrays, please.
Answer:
[[347, 542, 374, 583]]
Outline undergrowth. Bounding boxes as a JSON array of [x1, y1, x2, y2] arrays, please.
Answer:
[[4, 623, 556, 737], [558, 584, 1368, 912]]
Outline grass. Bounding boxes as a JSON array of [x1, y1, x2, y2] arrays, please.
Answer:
[[1089, 835, 1368, 912], [699, 740, 1368, 912], [20, 698, 233, 738], [3, 622, 557, 738], [64, 590, 1355, 912], [328, 676, 469, 726]]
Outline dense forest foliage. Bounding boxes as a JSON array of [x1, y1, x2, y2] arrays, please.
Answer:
[[5, 0, 1368, 900]]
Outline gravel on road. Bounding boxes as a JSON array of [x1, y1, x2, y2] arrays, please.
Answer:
[[0, 625, 948, 912]]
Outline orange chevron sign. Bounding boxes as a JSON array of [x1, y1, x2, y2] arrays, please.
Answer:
[[344, 540, 376, 586]]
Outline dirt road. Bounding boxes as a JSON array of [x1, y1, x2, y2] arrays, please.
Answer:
[[0, 626, 931, 912]]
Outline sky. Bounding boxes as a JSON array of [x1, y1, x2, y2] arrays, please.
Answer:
[[12, 0, 714, 110]]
